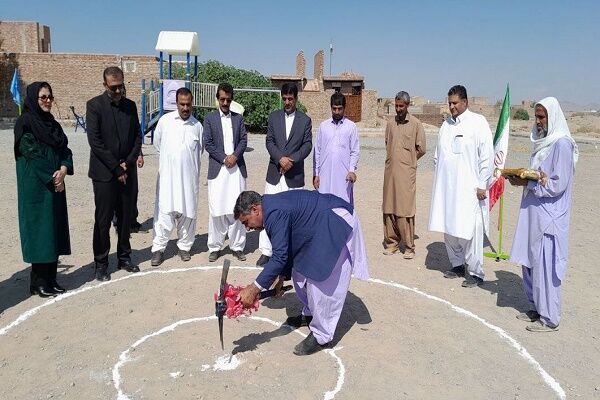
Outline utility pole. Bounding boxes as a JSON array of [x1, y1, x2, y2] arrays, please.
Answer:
[[329, 40, 333, 75]]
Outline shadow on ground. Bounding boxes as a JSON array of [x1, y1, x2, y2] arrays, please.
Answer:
[[231, 290, 371, 354]]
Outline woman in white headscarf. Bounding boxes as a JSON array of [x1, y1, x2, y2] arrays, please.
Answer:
[[508, 97, 578, 332]]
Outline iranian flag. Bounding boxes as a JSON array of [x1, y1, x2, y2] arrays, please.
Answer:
[[489, 85, 510, 210]]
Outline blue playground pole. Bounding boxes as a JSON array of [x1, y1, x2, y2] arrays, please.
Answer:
[[159, 51, 164, 118], [168, 54, 173, 79], [186, 52, 191, 88], [140, 79, 146, 144], [194, 56, 198, 80]]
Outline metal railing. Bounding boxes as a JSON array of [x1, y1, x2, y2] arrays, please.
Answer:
[[147, 88, 160, 116], [190, 82, 218, 108]]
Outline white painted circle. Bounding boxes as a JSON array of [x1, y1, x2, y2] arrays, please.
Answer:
[[0, 265, 565, 399], [111, 315, 346, 400]]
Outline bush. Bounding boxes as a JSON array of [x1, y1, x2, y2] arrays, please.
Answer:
[[163, 60, 302, 132], [513, 109, 529, 120]]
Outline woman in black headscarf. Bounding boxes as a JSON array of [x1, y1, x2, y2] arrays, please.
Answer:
[[14, 81, 73, 297]]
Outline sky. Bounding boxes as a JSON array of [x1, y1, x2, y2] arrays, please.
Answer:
[[3, 0, 600, 105]]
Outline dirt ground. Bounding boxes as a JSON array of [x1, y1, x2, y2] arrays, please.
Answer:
[[0, 124, 599, 400]]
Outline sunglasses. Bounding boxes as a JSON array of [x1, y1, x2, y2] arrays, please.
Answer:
[[106, 84, 124, 92], [38, 95, 54, 102]]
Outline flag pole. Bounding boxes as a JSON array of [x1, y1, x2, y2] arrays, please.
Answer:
[[18, 105, 22, 116], [497, 193, 508, 260]]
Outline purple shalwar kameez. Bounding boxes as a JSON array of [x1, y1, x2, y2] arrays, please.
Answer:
[[292, 207, 369, 345], [510, 137, 575, 327], [313, 117, 360, 204]]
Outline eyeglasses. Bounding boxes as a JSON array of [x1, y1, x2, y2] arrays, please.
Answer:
[[38, 95, 54, 102]]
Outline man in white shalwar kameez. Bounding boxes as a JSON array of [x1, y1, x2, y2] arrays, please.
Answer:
[[203, 83, 248, 262], [429, 85, 494, 288], [151, 88, 203, 266]]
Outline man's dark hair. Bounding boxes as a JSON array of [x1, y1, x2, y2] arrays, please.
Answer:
[[448, 85, 468, 100], [216, 82, 234, 99], [281, 83, 298, 98], [330, 92, 346, 107], [103, 66, 124, 83], [234, 191, 263, 219], [176, 87, 193, 102]]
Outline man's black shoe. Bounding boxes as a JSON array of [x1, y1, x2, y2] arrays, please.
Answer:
[[95, 264, 110, 281], [256, 254, 270, 267], [293, 333, 329, 356], [178, 250, 191, 262], [443, 265, 465, 279], [118, 261, 140, 273], [151, 251, 165, 266], [462, 274, 483, 288], [285, 315, 313, 328], [209, 250, 221, 262], [232, 250, 246, 261]]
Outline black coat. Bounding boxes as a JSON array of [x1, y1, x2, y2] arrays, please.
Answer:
[[86, 93, 141, 182], [265, 109, 312, 187]]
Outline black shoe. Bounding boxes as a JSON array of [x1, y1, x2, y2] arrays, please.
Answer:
[[293, 333, 329, 356], [256, 254, 270, 267], [178, 250, 191, 262], [130, 221, 141, 233], [208, 250, 221, 262], [461, 274, 483, 288], [151, 251, 165, 266], [443, 265, 465, 279], [118, 261, 140, 273], [285, 314, 313, 328], [50, 281, 67, 294], [517, 310, 541, 322], [30, 285, 57, 298], [232, 250, 246, 261], [95, 264, 110, 281]]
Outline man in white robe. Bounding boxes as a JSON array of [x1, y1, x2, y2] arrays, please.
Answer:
[[429, 85, 494, 288], [151, 87, 203, 266], [203, 83, 248, 262]]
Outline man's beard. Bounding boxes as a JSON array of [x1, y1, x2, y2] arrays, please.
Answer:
[[537, 126, 548, 138]]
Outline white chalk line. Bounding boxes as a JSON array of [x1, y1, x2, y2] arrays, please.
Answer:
[[112, 315, 345, 400], [0, 266, 564, 399], [368, 278, 566, 400]]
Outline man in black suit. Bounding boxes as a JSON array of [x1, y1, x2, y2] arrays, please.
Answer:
[[203, 83, 248, 262], [87, 66, 141, 281], [257, 83, 312, 266]]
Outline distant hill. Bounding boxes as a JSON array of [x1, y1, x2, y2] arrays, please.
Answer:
[[560, 100, 600, 112]]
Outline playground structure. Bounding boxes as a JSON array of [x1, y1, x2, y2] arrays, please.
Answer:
[[140, 31, 281, 143]]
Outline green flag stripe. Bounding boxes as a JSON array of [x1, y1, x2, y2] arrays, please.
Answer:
[[494, 85, 511, 145]]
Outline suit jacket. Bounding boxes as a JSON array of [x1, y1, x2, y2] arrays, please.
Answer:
[[256, 190, 353, 289], [86, 93, 141, 182], [203, 110, 247, 179], [265, 109, 312, 187]]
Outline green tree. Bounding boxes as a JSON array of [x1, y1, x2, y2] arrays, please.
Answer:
[[513, 109, 530, 120], [165, 60, 301, 132]]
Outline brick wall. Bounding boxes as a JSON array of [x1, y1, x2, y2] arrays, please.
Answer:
[[295, 50, 305, 78], [0, 21, 50, 53], [299, 89, 379, 129], [1, 52, 158, 120], [299, 90, 331, 125], [313, 50, 324, 80], [359, 89, 378, 128]]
